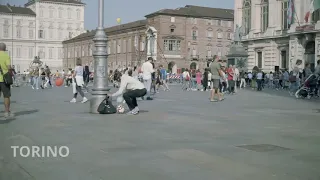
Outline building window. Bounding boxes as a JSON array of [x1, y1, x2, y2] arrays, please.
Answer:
[[227, 32, 231, 40], [192, 47, 197, 56], [227, 21, 232, 27], [29, 47, 33, 58], [163, 40, 181, 51], [49, 9, 54, 18], [107, 45, 111, 54], [59, 9, 62, 18], [217, 32, 222, 39], [77, 9, 80, 20], [39, 48, 45, 59], [49, 29, 53, 39], [68, 9, 71, 19], [192, 30, 198, 40], [217, 49, 222, 57], [3, 26, 9, 37], [282, 0, 289, 29], [16, 27, 21, 38], [58, 48, 63, 58], [29, 29, 33, 39], [207, 30, 213, 38], [217, 20, 221, 26], [69, 32, 73, 38], [16, 47, 21, 57], [140, 39, 145, 51], [38, 30, 44, 39], [207, 46, 212, 57], [171, 17, 175, 22], [128, 38, 131, 52], [49, 48, 53, 59], [242, 0, 251, 35], [117, 40, 121, 53], [58, 31, 62, 39], [123, 39, 126, 52], [191, 18, 197, 24], [170, 29, 174, 33], [206, 19, 212, 25], [261, 0, 269, 32]]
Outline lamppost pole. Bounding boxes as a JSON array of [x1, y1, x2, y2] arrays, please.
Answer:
[[90, 0, 108, 113]]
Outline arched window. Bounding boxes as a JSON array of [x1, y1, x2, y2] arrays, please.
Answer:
[[67, 8, 71, 19], [76, 9, 80, 20], [58, 8, 63, 18], [242, 0, 251, 35], [261, 0, 268, 32]]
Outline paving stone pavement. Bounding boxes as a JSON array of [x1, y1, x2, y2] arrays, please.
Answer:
[[0, 85, 320, 180]]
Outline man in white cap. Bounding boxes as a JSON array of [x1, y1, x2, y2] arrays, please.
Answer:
[[141, 57, 154, 100], [0, 43, 14, 119]]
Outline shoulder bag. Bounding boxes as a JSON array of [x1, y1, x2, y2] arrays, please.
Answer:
[[0, 65, 13, 85], [97, 96, 117, 114]]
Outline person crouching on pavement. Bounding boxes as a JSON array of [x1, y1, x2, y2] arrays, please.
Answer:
[[110, 68, 147, 115]]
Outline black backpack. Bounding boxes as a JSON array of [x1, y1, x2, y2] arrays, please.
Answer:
[[97, 96, 117, 114]]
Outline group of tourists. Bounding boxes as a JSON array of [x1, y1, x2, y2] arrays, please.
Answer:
[[177, 59, 320, 100]]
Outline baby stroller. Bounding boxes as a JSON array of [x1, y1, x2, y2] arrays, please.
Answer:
[[295, 74, 319, 99]]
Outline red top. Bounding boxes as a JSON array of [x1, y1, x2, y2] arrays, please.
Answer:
[[227, 68, 234, 80]]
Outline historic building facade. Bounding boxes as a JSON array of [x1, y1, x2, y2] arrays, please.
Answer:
[[0, 4, 36, 72], [235, 0, 320, 72], [0, 0, 85, 72], [62, 5, 234, 73]]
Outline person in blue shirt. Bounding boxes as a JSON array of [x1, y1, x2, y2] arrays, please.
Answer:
[[159, 65, 170, 91]]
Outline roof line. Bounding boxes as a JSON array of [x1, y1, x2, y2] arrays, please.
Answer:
[[5, 4, 12, 12]]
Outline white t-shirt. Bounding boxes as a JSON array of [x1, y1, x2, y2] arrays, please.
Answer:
[[208, 72, 212, 80], [75, 66, 83, 77], [257, 72, 263, 79], [182, 71, 190, 78], [269, 74, 273, 80], [248, 73, 252, 79], [141, 61, 154, 80], [112, 74, 145, 97]]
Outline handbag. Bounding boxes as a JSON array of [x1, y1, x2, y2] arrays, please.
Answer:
[[97, 96, 117, 114], [0, 65, 13, 85]]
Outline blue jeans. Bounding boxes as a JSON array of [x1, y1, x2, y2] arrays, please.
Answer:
[[33, 76, 39, 89], [289, 81, 299, 93]]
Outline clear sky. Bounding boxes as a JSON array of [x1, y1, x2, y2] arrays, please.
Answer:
[[4, 0, 234, 30]]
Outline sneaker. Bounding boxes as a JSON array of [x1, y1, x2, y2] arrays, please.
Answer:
[[133, 107, 139, 112], [65, 86, 68, 87], [131, 110, 139, 115], [31, 86, 34, 89], [3, 112, 14, 119], [146, 97, 153, 100], [81, 97, 88, 103], [70, 98, 76, 103]]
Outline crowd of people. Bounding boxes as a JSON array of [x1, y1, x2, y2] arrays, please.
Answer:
[[177, 60, 320, 99]]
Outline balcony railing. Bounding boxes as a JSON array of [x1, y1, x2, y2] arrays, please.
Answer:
[[191, 55, 199, 60]]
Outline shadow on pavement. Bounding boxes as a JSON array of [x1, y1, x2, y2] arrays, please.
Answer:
[[0, 109, 39, 124]]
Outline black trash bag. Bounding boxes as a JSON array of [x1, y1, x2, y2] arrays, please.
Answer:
[[97, 96, 117, 114]]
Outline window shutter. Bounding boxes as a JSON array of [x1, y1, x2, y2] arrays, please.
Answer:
[[196, 30, 198, 36]]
